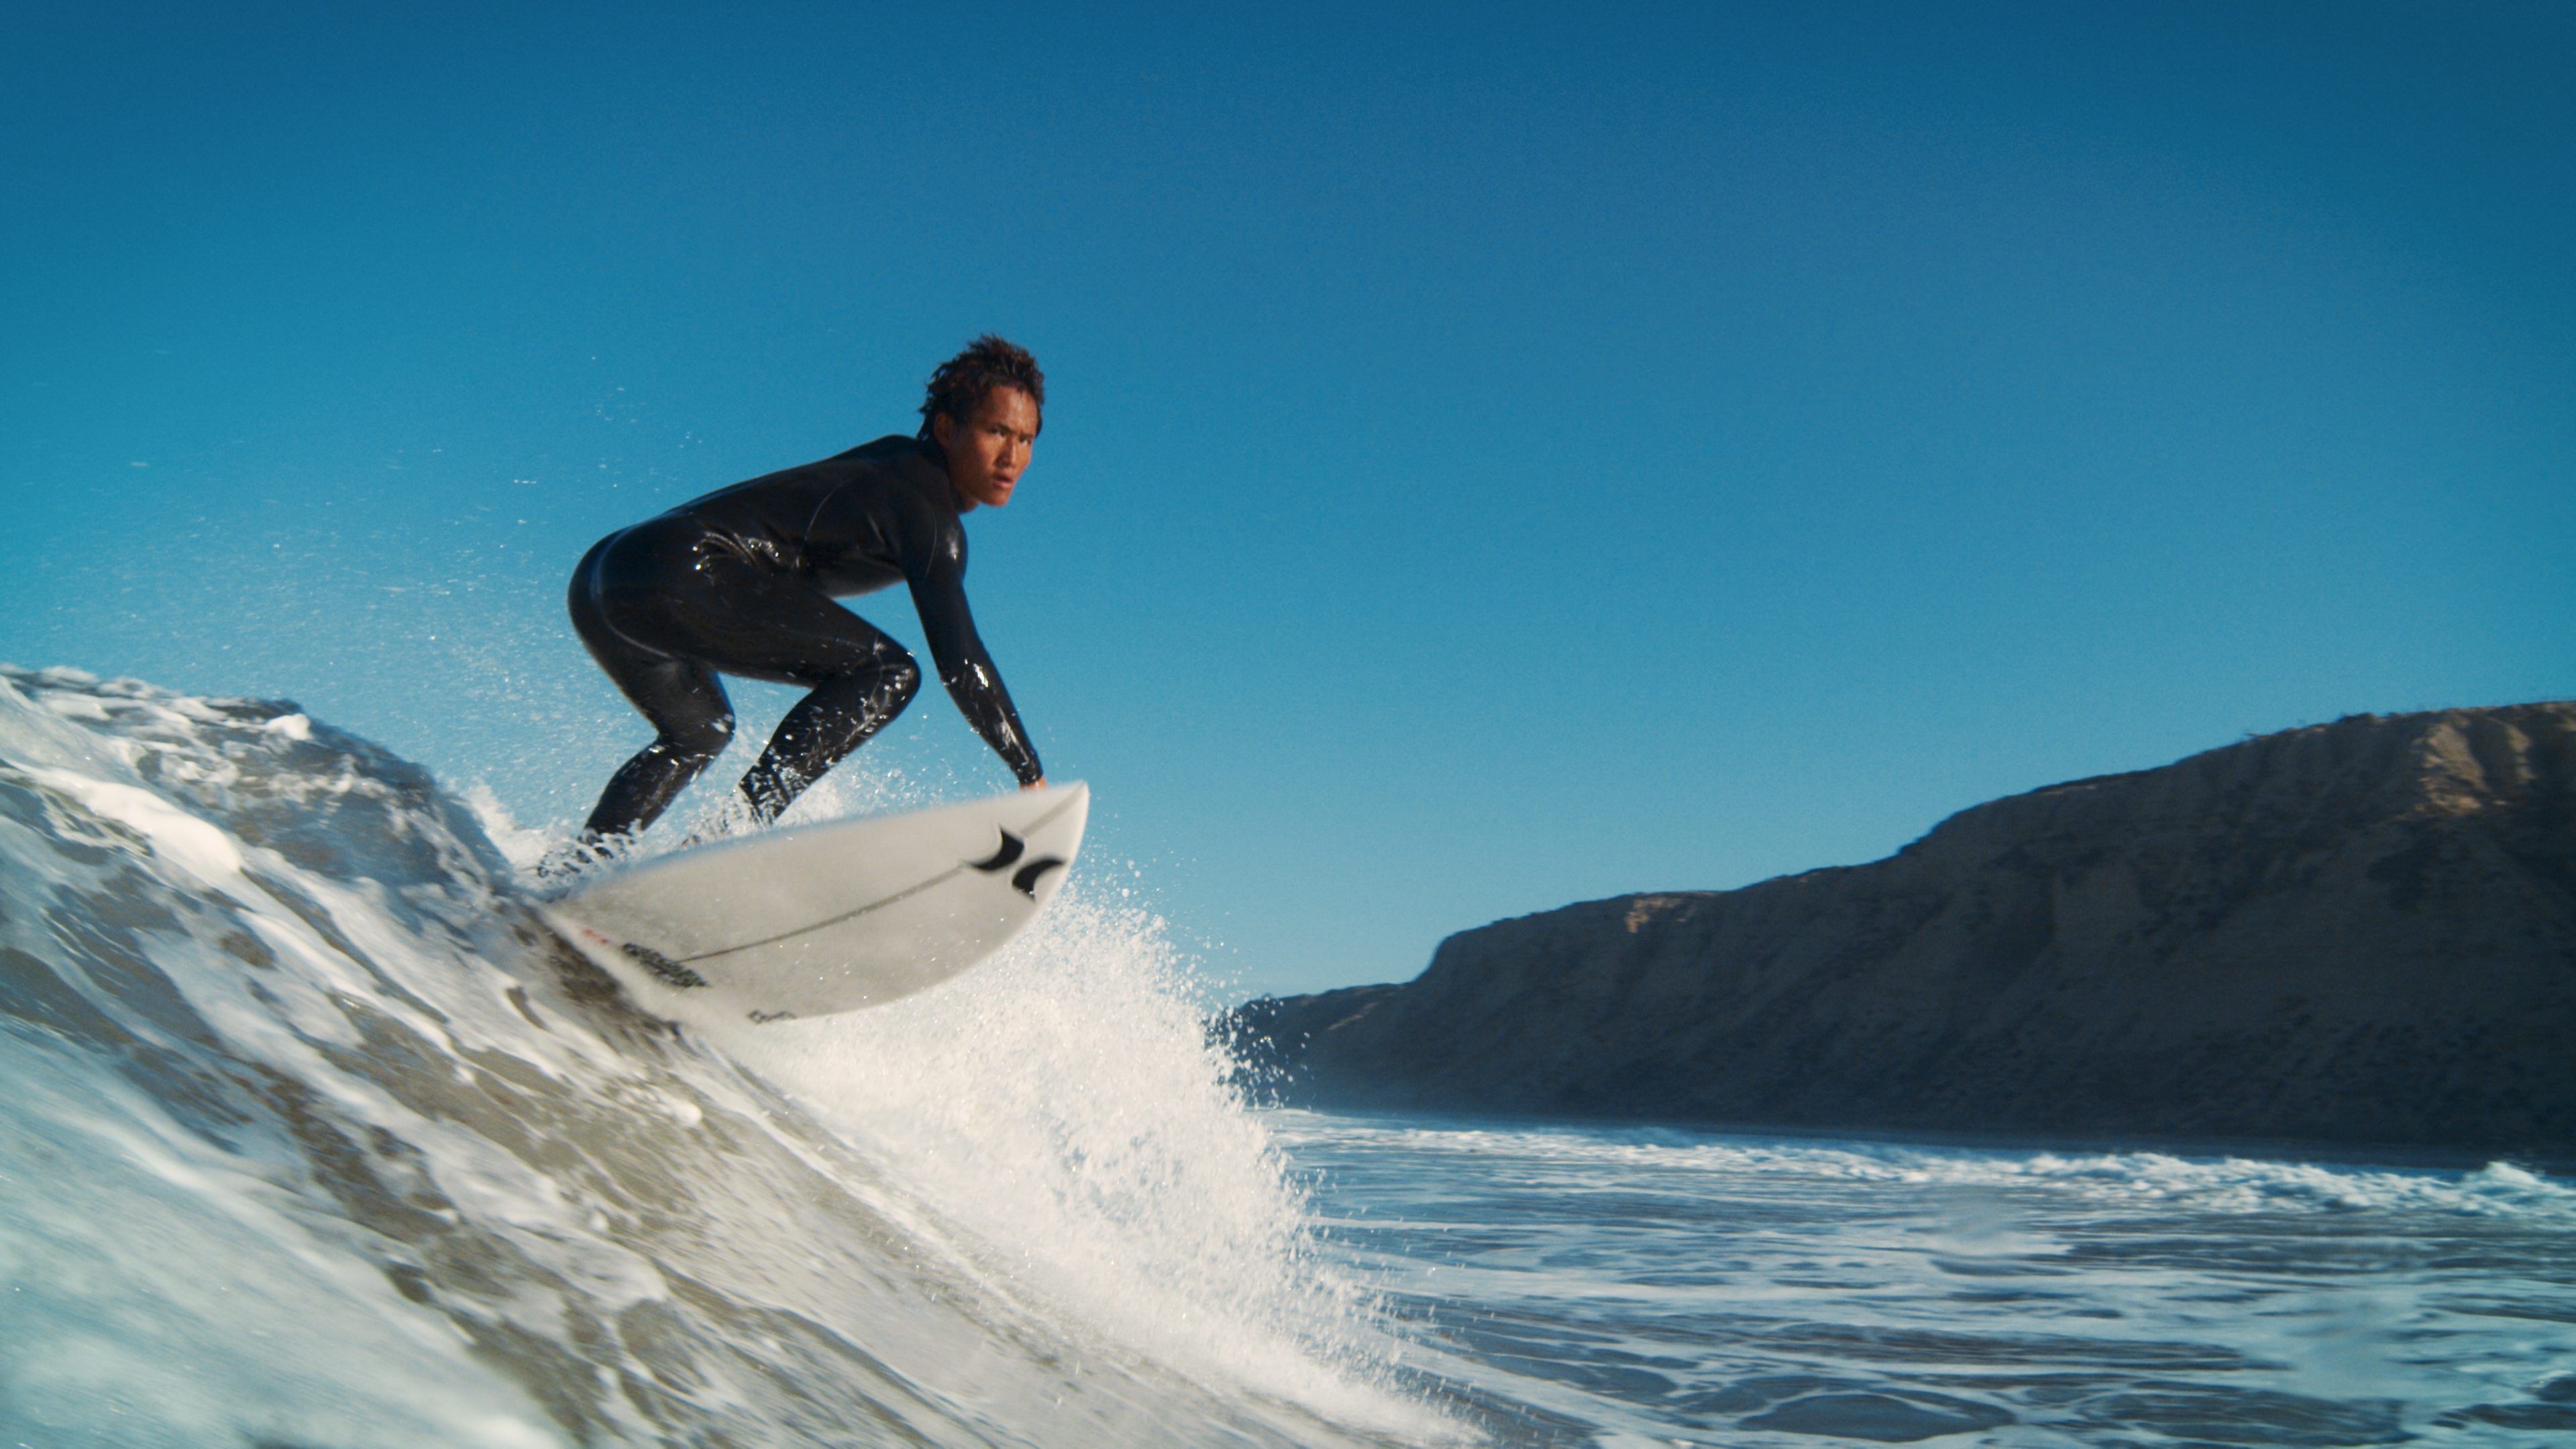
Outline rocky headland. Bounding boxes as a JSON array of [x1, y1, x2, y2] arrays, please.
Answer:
[[1227, 704, 2576, 1159]]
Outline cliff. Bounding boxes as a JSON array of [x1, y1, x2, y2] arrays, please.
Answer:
[[1227, 703, 2576, 1157]]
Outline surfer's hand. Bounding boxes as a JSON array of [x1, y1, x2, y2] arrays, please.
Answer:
[[1022, 777, 1046, 792]]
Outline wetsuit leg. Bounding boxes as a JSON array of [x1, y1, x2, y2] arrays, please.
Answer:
[[573, 529, 923, 830], [568, 537, 738, 838], [736, 642, 922, 822], [582, 658, 737, 837]]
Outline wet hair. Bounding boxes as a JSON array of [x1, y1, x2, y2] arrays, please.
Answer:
[[917, 335, 1044, 440]]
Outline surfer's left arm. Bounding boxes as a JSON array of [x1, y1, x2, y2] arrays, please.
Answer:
[[906, 532, 1045, 788]]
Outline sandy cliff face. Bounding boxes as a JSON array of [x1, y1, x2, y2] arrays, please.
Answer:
[[1230, 704, 2576, 1155]]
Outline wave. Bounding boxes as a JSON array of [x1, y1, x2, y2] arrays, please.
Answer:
[[0, 664, 1451, 1448], [1276, 1116, 2576, 1224]]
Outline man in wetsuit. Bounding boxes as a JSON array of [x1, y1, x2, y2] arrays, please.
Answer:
[[557, 335, 1046, 864]]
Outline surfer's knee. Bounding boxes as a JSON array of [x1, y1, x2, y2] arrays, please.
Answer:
[[662, 712, 734, 765], [883, 651, 922, 707], [861, 656, 920, 735]]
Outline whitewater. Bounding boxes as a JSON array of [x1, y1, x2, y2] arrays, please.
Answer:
[[4, 662, 2572, 1447]]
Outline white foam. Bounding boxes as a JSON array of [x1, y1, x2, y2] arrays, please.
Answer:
[[1295, 1118, 2576, 1224], [28, 766, 248, 888], [747, 885, 1461, 1442], [0, 1052, 565, 1448], [461, 780, 553, 871]]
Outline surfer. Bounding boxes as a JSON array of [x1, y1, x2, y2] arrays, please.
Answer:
[[553, 335, 1047, 868]]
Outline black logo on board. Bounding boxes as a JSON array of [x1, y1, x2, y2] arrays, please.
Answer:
[[968, 830, 1026, 871], [621, 942, 708, 989], [969, 828, 1067, 899]]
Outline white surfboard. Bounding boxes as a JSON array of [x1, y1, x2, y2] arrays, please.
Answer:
[[540, 783, 1087, 1030]]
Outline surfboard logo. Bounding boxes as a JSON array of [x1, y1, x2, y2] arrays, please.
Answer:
[[967, 830, 1027, 871], [968, 829, 1066, 898], [1010, 857, 1066, 897], [621, 941, 709, 989]]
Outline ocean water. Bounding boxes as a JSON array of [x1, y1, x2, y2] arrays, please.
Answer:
[[3, 663, 2571, 1448], [1282, 1118, 2576, 1446]]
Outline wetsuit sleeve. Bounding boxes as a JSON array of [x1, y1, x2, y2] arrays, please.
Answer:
[[906, 525, 1044, 786]]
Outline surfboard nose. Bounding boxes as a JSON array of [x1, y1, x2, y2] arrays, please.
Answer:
[[1020, 781, 1087, 898], [1053, 780, 1089, 833]]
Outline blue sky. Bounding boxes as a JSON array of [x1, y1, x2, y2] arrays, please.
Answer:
[[5, 1, 2569, 1000]]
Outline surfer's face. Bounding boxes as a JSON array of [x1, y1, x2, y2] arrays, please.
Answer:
[[937, 386, 1039, 511]]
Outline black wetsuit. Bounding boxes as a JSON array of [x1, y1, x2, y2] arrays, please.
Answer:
[[568, 434, 1040, 838]]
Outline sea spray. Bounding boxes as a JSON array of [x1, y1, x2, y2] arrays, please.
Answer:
[[739, 885, 1444, 1436]]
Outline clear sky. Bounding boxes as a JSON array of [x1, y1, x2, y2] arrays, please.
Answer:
[[6, 1, 2570, 1000]]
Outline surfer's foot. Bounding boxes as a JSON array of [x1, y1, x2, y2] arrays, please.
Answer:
[[675, 801, 755, 851], [737, 762, 812, 830], [534, 836, 618, 885]]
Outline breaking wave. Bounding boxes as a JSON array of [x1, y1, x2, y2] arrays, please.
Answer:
[[0, 664, 1450, 1448]]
